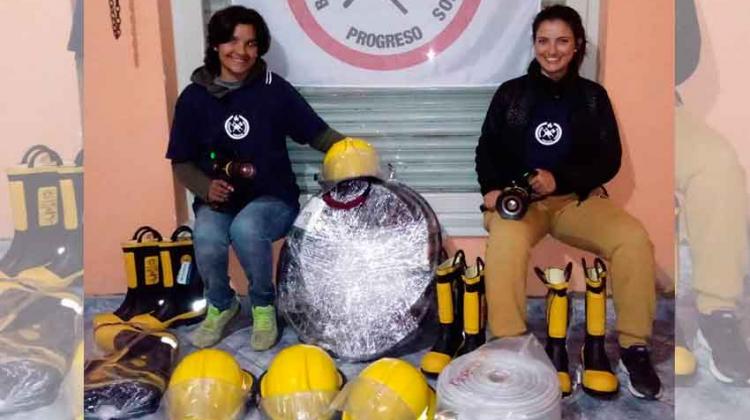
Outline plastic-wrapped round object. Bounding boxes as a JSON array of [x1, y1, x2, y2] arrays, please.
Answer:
[[436, 335, 561, 420], [278, 178, 441, 361]]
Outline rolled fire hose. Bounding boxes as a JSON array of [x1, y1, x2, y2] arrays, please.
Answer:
[[436, 342, 561, 420]]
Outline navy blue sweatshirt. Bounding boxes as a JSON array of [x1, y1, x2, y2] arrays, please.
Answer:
[[166, 63, 328, 209]]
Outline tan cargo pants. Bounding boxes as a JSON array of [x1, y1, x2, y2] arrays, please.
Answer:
[[676, 107, 747, 314], [483, 193, 656, 348]]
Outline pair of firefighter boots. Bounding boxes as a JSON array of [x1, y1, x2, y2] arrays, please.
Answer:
[[0, 145, 83, 290], [420, 250, 487, 377], [93, 226, 206, 349], [536, 258, 618, 398], [0, 285, 82, 414], [84, 327, 179, 419]]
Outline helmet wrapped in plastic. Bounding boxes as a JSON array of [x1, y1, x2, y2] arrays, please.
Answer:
[[166, 349, 255, 420], [259, 344, 344, 420], [278, 178, 441, 361], [334, 358, 435, 420]]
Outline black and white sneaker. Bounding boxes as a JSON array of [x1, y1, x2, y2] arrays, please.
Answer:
[[696, 310, 750, 386], [618, 345, 663, 400]]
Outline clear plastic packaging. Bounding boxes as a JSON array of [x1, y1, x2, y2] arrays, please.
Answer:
[[83, 331, 178, 419], [260, 390, 339, 420], [436, 334, 561, 420], [167, 378, 254, 420], [332, 376, 427, 420], [277, 178, 441, 361], [0, 283, 82, 416]]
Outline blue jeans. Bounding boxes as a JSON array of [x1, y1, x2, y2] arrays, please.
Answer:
[[193, 196, 298, 310]]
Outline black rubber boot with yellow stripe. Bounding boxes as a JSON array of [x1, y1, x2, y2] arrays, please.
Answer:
[[129, 226, 206, 331], [0, 290, 82, 414], [420, 250, 465, 377], [84, 328, 178, 419], [535, 262, 573, 397], [92, 226, 165, 335], [0, 145, 66, 279], [456, 257, 486, 356], [580, 258, 619, 397], [17, 150, 84, 290]]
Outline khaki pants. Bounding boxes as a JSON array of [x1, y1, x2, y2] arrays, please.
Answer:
[[676, 107, 747, 314], [483, 194, 656, 348]]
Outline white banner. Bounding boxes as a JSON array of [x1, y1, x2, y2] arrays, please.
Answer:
[[235, 0, 539, 87]]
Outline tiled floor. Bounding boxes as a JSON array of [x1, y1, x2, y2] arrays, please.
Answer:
[[84, 294, 675, 420]]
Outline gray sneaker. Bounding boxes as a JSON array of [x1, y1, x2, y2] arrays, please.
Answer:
[[190, 299, 239, 348]]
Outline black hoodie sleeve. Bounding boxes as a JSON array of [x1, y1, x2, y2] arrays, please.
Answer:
[[476, 83, 512, 195], [550, 85, 622, 196]]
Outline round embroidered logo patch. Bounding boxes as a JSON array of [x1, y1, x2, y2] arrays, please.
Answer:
[[224, 114, 250, 140], [534, 122, 562, 146]]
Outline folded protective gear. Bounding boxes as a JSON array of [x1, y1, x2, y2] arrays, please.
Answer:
[[84, 330, 178, 419]]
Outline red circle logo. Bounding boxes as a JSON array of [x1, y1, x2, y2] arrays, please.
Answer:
[[287, 0, 481, 71]]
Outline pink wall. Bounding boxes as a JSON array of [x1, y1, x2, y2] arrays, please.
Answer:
[[0, 0, 81, 238], [84, 1, 675, 295], [596, 0, 674, 291], [84, 0, 180, 294], [680, 2, 750, 193]]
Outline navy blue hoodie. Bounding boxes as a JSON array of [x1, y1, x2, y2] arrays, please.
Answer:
[[166, 61, 328, 209]]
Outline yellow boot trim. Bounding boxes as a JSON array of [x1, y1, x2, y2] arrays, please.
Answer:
[[9, 180, 28, 231], [675, 346, 697, 376], [420, 352, 452, 375], [143, 256, 160, 286], [60, 179, 78, 230], [557, 372, 572, 395], [463, 266, 481, 335], [0, 269, 10, 279], [122, 252, 138, 289], [543, 268, 570, 339], [6, 166, 60, 176], [159, 250, 175, 288], [37, 186, 59, 227], [436, 258, 461, 277], [585, 277, 607, 336], [17, 266, 83, 291], [436, 281, 454, 324], [547, 293, 569, 339], [464, 291, 480, 334], [581, 369, 619, 394]]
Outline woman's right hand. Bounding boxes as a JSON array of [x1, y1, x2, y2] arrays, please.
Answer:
[[483, 190, 501, 211], [208, 179, 234, 203]]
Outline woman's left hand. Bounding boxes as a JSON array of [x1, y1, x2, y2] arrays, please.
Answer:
[[529, 169, 556, 195]]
